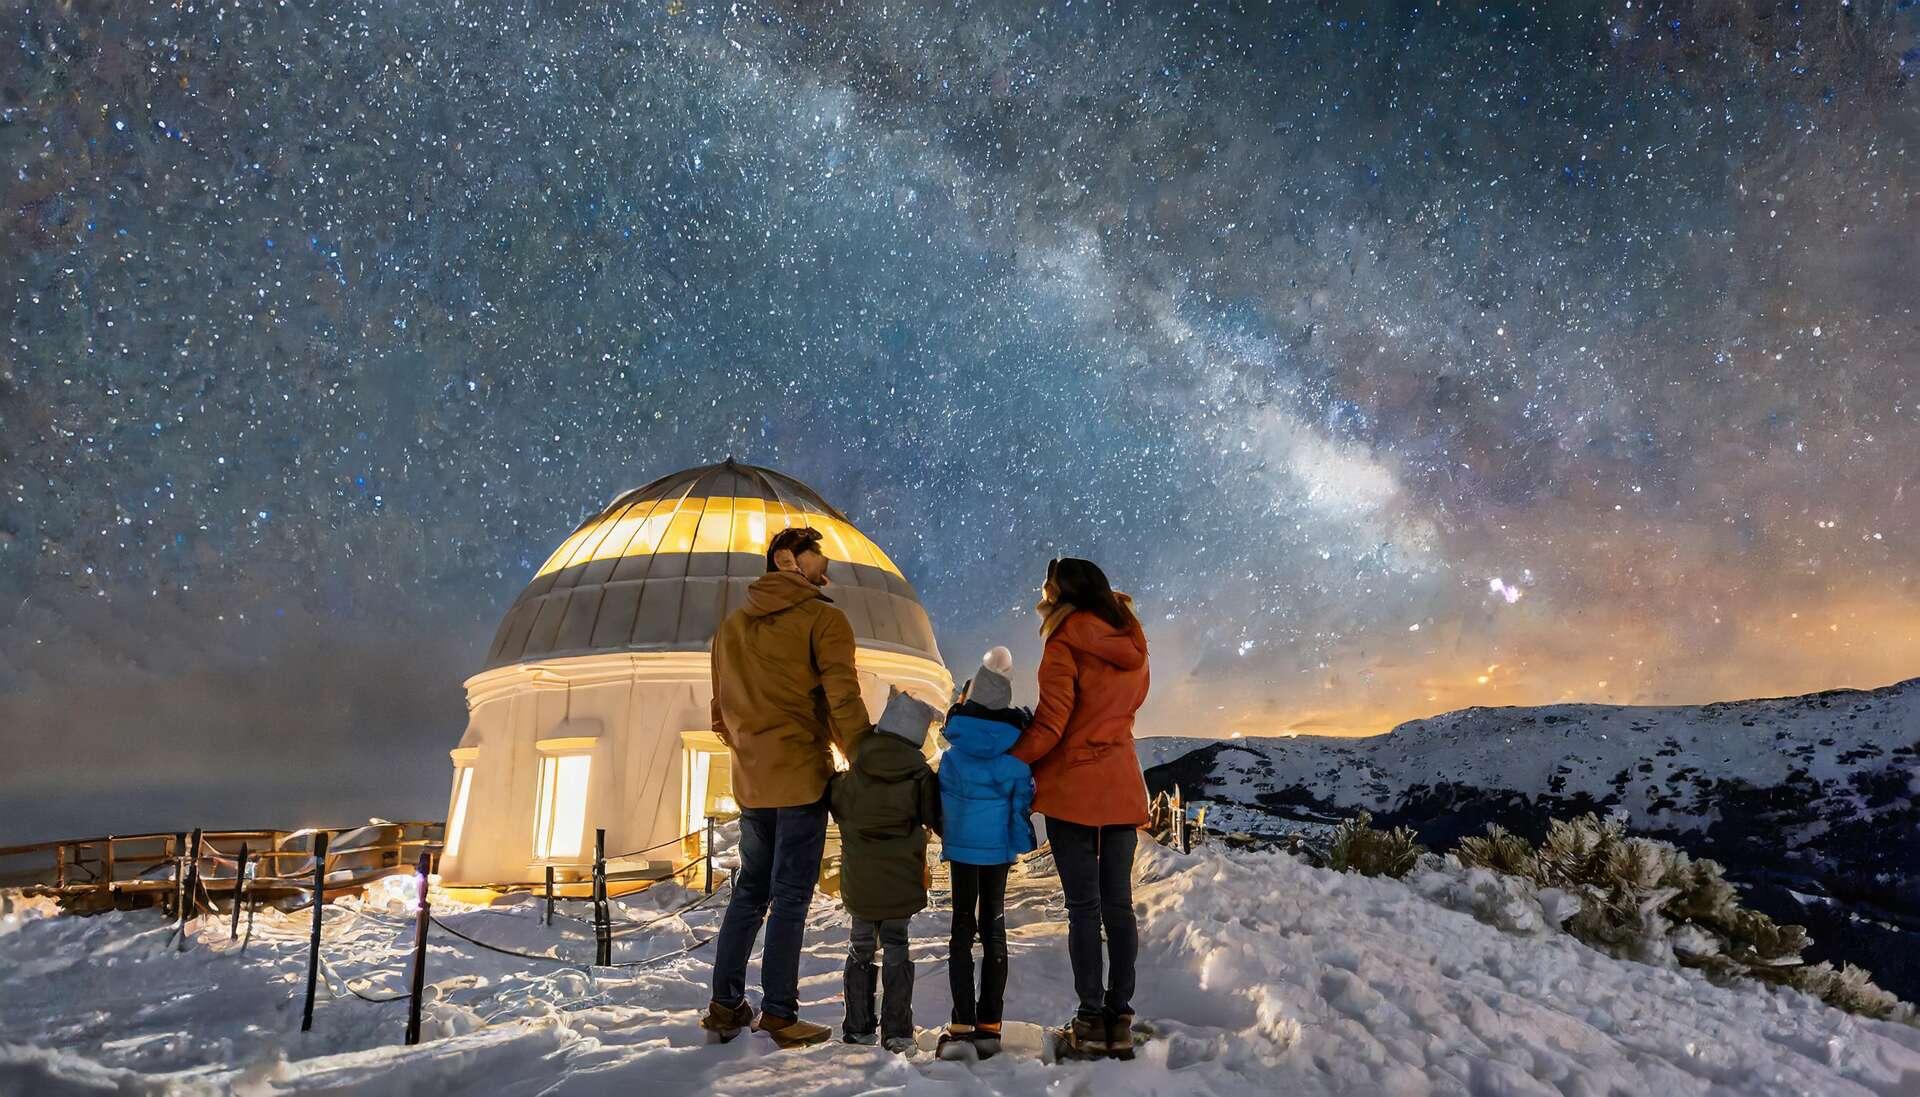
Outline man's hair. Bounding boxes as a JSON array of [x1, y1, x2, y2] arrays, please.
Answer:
[[766, 526, 826, 572]]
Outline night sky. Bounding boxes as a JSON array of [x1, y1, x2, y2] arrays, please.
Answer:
[[3, 2, 1918, 842]]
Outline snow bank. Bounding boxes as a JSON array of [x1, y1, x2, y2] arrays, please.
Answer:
[[4, 841, 1918, 1095]]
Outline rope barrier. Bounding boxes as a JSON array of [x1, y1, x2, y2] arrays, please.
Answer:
[[609, 877, 731, 939], [603, 826, 707, 862], [427, 880, 733, 970], [601, 932, 718, 969], [427, 912, 587, 966], [605, 860, 725, 938]]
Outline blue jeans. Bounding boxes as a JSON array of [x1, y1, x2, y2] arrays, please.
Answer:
[[711, 799, 829, 1020]]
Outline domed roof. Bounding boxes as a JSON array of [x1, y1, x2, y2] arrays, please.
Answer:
[[484, 460, 940, 670]]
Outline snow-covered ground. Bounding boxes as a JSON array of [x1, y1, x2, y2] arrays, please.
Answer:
[[5, 838, 1919, 1096]]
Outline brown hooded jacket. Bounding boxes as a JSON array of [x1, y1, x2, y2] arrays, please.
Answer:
[[710, 570, 872, 809]]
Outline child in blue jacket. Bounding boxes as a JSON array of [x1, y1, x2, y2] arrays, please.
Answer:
[[936, 646, 1037, 1060]]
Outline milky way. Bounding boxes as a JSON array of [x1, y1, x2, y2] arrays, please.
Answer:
[[3, 2, 1918, 839]]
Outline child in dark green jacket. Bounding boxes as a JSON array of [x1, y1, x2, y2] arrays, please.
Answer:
[[828, 688, 943, 1052]]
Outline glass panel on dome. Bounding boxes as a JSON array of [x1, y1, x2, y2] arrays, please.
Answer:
[[534, 525, 595, 578], [585, 499, 660, 564], [762, 501, 801, 535], [730, 497, 768, 555], [559, 509, 624, 572], [628, 500, 679, 556], [866, 536, 902, 576], [691, 496, 734, 554], [656, 499, 703, 555]]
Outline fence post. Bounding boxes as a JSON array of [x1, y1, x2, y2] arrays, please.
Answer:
[[101, 838, 115, 909], [179, 828, 205, 944], [54, 843, 66, 891], [230, 842, 250, 941], [169, 831, 186, 920], [301, 831, 330, 1033], [592, 829, 610, 966], [704, 815, 716, 896], [1173, 787, 1187, 854], [544, 865, 555, 927], [405, 852, 431, 1046]]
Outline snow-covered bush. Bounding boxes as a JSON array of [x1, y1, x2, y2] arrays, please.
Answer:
[[1407, 856, 1572, 935], [1326, 812, 1424, 878], [1454, 814, 1914, 1024]]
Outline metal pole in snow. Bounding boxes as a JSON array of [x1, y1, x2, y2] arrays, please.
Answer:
[[300, 830, 330, 1033], [593, 829, 610, 966], [182, 828, 204, 924], [544, 865, 555, 927], [229, 842, 249, 941], [405, 853, 431, 1046], [169, 831, 187, 920]]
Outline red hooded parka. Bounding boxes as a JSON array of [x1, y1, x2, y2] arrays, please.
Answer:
[[1009, 607, 1151, 827]]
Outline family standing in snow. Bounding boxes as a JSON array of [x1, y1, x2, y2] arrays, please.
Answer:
[[702, 527, 1152, 1060]]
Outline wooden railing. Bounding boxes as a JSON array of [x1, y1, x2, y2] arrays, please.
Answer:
[[0, 821, 444, 911]]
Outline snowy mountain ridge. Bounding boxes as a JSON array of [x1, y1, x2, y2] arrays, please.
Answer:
[[1138, 674, 1920, 1004], [1141, 675, 1919, 832]]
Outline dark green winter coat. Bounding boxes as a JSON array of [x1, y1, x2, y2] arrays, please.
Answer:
[[828, 730, 942, 922]]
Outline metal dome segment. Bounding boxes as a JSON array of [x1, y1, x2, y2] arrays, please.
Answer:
[[484, 461, 938, 670]]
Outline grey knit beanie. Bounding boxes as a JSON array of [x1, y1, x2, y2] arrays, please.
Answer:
[[876, 689, 941, 749], [966, 646, 1015, 710]]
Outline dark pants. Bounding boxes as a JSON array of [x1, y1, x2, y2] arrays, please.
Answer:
[[711, 799, 828, 1021], [948, 862, 1011, 1026], [843, 916, 913, 1040], [1046, 818, 1137, 1018]]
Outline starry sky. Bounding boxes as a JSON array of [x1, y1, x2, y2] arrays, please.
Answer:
[[3, 1, 1918, 842]]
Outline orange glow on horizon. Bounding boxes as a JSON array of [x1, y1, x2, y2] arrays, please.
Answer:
[[1144, 593, 1920, 740]]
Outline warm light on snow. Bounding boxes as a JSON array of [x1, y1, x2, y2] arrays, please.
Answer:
[[3, 833, 1915, 1092]]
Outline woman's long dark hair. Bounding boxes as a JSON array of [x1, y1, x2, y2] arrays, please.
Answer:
[[1048, 557, 1134, 631]]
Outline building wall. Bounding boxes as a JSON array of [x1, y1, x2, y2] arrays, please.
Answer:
[[438, 649, 953, 885]]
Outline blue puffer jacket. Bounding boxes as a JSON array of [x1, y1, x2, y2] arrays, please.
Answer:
[[938, 709, 1037, 866]]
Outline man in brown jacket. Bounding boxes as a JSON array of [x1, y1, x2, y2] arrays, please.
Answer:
[[701, 526, 871, 1049]]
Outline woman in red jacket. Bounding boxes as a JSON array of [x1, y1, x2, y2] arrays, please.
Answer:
[[1009, 557, 1150, 1060]]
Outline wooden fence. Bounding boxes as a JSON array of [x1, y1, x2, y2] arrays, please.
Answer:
[[0, 821, 444, 913]]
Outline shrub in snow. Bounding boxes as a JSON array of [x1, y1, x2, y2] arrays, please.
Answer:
[[1454, 814, 1915, 1024], [1326, 811, 1424, 878], [1408, 856, 1564, 935]]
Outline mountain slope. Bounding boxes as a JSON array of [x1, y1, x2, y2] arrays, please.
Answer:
[[1142, 677, 1920, 1001]]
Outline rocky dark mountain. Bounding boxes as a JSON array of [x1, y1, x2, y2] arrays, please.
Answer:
[[1142, 677, 1920, 1002]]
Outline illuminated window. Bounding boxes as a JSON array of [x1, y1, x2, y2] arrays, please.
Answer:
[[680, 733, 737, 838], [532, 754, 592, 860], [656, 501, 703, 554], [445, 766, 475, 859], [731, 497, 768, 554], [691, 496, 735, 553]]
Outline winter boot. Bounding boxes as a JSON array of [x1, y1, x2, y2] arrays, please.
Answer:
[[882, 1034, 916, 1055], [972, 1021, 1003, 1060], [1052, 1013, 1109, 1060], [936, 1024, 977, 1061], [754, 1011, 833, 1049], [1106, 1012, 1136, 1061], [842, 1029, 879, 1046], [699, 999, 754, 1044]]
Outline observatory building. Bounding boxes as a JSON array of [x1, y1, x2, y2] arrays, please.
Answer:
[[438, 460, 953, 886]]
